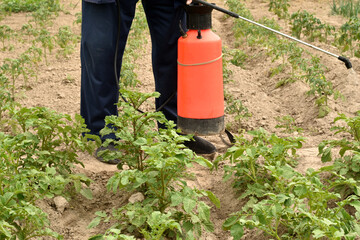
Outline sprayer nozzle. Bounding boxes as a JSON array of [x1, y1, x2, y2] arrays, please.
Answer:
[[338, 56, 352, 69]]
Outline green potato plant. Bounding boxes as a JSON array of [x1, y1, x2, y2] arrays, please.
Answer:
[[0, 0, 60, 13], [0, 104, 96, 239], [319, 112, 360, 196], [290, 10, 335, 43], [302, 56, 339, 118], [336, 17, 360, 57], [269, 0, 290, 19], [119, 4, 148, 87], [224, 166, 360, 240], [55, 26, 79, 59], [225, 93, 251, 131], [0, 73, 16, 125], [36, 29, 54, 65], [0, 25, 12, 50], [89, 88, 218, 239], [217, 128, 304, 198]]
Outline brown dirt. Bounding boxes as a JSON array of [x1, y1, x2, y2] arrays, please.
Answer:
[[1, 0, 360, 239]]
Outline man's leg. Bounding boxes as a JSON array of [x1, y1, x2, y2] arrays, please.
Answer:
[[142, 0, 216, 154], [80, 0, 137, 141], [141, 0, 180, 124]]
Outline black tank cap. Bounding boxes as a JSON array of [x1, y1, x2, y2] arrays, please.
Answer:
[[185, 3, 214, 30]]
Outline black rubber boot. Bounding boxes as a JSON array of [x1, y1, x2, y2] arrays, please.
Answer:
[[183, 136, 216, 154]]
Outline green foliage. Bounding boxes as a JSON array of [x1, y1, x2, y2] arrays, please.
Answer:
[[224, 166, 360, 240], [229, 48, 248, 68], [5, 107, 93, 173], [219, 127, 360, 240], [93, 186, 216, 239], [225, 94, 251, 130], [268, 40, 305, 86], [290, 10, 335, 42], [91, 88, 217, 239], [217, 128, 304, 198], [219, 126, 360, 240], [336, 17, 360, 57], [275, 115, 303, 134], [221, 46, 234, 84], [319, 112, 360, 195], [119, 4, 148, 87], [302, 56, 337, 117], [30, 4, 58, 27], [73, 12, 82, 25], [269, 0, 290, 19], [0, 104, 95, 239], [98, 89, 165, 169], [55, 26, 79, 59], [0, 73, 17, 127], [0, 190, 63, 239], [0, 0, 60, 13], [35, 29, 54, 64], [226, 0, 256, 45], [2, 57, 24, 100], [0, 25, 13, 50], [332, 0, 360, 18], [20, 23, 38, 41]]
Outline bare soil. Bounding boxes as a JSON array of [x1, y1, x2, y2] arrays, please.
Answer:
[[2, 0, 360, 239]]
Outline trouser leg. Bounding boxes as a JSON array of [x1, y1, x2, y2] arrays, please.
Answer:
[[142, 0, 186, 125], [80, 0, 137, 140]]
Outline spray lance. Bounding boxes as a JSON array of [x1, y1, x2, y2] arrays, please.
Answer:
[[177, 0, 353, 144], [192, 0, 353, 69]]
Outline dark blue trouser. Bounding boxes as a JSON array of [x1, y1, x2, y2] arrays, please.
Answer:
[[80, 0, 185, 140]]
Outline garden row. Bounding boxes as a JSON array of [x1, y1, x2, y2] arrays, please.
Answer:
[[220, 0, 360, 239], [0, 1, 95, 239]]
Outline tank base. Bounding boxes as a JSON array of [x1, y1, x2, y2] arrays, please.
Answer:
[[177, 116, 225, 136]]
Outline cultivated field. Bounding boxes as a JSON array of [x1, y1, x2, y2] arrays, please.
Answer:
[[1, 0, 360, 239]]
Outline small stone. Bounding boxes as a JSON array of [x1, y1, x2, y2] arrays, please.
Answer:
[[53, 196, 69, 214], [57, 93, 65, 99], [122, 165, 130, 170], [128, 192, 145, 204]]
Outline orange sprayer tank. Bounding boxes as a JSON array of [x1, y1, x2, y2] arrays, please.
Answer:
[[177, 4, 224, 135]]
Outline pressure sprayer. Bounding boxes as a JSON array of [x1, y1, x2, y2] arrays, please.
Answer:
[[177, 3, 224, 136], [177, 0, 353, 137]]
